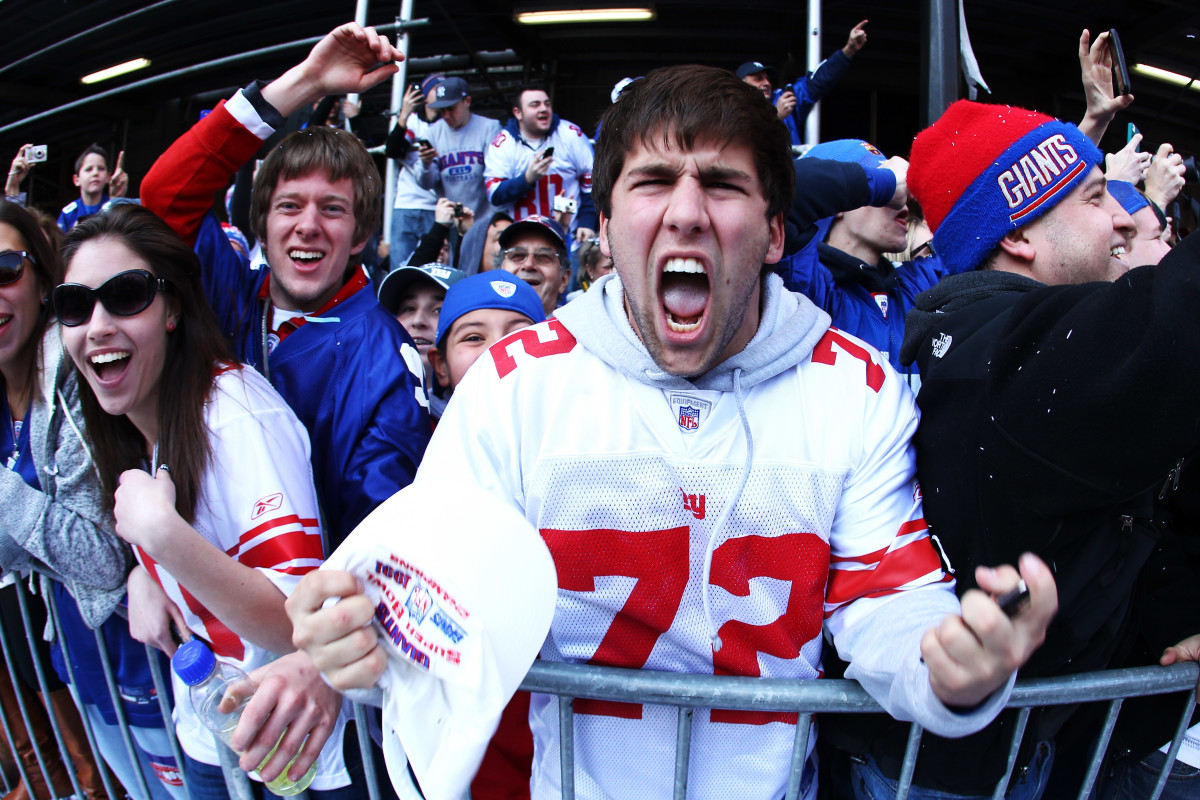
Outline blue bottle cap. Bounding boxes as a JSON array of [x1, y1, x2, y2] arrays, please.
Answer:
[[171, 639, 217, 686]]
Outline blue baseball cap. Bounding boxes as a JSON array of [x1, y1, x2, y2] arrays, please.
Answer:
[[436, 273, 545, 347], [802, 138, 888, 170], [497, 215, 567, 251], [735, 61, 776, 81], [1106, 180, 1151, 217], [429, 77, 470, 109]]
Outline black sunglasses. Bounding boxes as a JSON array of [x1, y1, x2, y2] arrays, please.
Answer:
[[53, 269, 169, 327], [0, 250, 33, 287]]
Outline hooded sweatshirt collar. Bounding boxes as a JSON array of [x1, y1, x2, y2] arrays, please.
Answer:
[[554, 271, 831, 391]]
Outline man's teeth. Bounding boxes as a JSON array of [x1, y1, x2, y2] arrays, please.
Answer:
[[666, 314, 702, 333], [1111, 245, 1127, 257], [663, 257, 705, 275], [0, 315, 11, 327], [290, 250, 324, 263], [91, 351, 130, 365]]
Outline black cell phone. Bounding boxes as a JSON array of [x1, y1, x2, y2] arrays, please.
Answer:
[[542, 147, 555, 159], [1108, 29, 1132, 96], [453, 202, 463, 218], [997, 579, 1030, 617], [416, 139, 432, 149]]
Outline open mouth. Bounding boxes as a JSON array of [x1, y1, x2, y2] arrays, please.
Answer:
[[661, 257, 709, 334], [90, 350, 130, 381], [1111, 244, 1128, 262], [289, 249, 326, 268], [0, 315, 11, 331]]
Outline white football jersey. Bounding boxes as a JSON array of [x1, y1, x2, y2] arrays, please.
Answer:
[[417, 311, 957, 800], [485, 118, 594, 221]]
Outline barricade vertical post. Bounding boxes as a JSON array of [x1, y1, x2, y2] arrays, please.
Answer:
[[145, 643, 189, 792], [895, 723, 924, 800], [1149, 687, 1198, 800], [215, 738, 256, 800], [0, 583, 42, 798], [14, 580, 84, 799], [671, 706, 692, 800], [783, 713, 812, 800], [991, 707, 1031, 800], [45, 582, 120, 800], [92, 622, 156, 800], [353, 701, 382, 800], [1076, 699, 1123, 800], [557, 696, 574, 800]]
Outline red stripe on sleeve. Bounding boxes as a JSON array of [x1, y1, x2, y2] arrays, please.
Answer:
[[826, 538, 946, 608], [226, 515, 320, 556], [237, 530, 325, 571]]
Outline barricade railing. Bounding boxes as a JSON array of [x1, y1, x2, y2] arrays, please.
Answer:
[[0, 569, 1196, 800]]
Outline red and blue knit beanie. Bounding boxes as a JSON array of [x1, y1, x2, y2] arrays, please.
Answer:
[[909, 100, 1103, 273]]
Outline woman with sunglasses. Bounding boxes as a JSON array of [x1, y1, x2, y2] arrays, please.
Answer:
[[56, 204, 356, 800], [0, 199, 190, 800]]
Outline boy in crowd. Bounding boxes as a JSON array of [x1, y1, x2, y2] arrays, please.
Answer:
[[58, 145, 128, 232], [377, 262, 466, 417], [429, 271, 544, 392]]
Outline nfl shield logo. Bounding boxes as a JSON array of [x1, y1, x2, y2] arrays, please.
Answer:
[[405, 583, 434, 623], [678, 406, 699, 431], [491, 280, 516, 298]]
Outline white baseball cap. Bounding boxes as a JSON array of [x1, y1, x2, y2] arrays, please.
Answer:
[[321, 479, 557, 800]]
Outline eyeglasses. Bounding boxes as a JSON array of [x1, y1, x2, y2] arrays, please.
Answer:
[[912, 241, 936, 259], [54, 269, 169, 327], [503, 248, 560, 268], [0, 250, 32, 286]]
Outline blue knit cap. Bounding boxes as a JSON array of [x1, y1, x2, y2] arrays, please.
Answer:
[[436, 272, 545, 347], [1105, 180, 1150, 216]]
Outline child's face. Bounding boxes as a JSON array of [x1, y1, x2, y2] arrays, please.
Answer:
[[73, 154, 110, 198], [395, 283, 445, 374], [432, 308, 534, 389]]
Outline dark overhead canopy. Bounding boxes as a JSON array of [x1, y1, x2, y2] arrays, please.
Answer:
[[2, 0, 1198, 209]]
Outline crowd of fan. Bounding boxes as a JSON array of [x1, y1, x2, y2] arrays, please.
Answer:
[[0, 17, 1197, 800]]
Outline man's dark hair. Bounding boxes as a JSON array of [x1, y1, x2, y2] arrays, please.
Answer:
[[510, 83, 549, 111], [593, 64, 794, 220], [74, 144, 109, 175]]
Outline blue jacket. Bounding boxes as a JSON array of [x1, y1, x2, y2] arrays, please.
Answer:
[[784, 236, 950, 387], [774, 50, 853, 146], [143, 97, 431, 547]]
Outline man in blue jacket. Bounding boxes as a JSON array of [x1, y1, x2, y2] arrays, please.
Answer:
[[142, 25, 431, 548], [776, 139, 958, 391]]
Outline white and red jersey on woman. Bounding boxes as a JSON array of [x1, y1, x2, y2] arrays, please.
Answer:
[[133, 367, 344, 784], [415, 275, 1009, 800]]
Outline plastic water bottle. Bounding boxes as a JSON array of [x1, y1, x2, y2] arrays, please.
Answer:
[[171, 639, 318, 796]]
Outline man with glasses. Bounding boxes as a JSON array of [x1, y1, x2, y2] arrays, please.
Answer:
[[494, 215, 570, 317]]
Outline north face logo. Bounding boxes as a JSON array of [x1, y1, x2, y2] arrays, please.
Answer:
[[931, 332, 952, 358]]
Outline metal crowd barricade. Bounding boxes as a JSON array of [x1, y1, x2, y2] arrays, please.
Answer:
[[0, 567, 1197, 800], [518, 660, 1200, 800]]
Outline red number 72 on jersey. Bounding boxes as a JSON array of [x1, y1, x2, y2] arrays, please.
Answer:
[[541, 527, 829, 725]]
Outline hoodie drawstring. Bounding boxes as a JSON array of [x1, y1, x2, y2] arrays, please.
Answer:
[[701, 368, 754, 652]]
